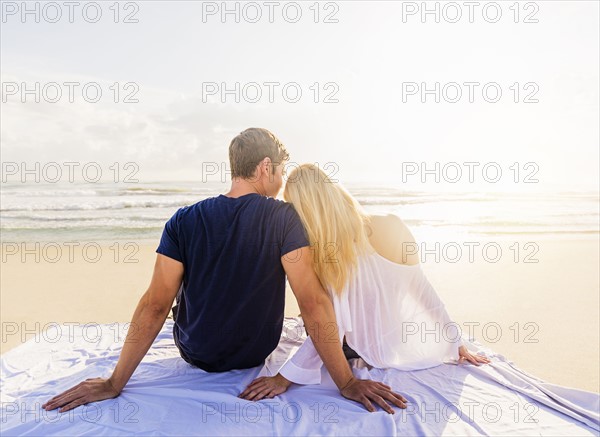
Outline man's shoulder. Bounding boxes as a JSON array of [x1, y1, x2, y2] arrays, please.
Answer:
[[262, 196, 300, 216], [169, 197, 214, 222], [242, 196, 303, 227]]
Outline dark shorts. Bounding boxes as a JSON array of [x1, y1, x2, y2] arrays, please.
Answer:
[[342, 338, 361, 360], [173, 306, 361, 367]]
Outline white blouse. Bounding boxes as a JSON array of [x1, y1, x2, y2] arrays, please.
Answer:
[[279, 246, 464, 385]]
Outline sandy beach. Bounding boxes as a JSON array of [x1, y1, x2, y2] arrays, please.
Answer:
[[1, 238, 598, 393]]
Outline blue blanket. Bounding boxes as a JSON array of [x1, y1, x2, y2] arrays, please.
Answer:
[[1, 318, 598, 436]]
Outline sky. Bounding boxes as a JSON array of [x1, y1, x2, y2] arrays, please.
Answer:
[[1, 0, 599, 192]]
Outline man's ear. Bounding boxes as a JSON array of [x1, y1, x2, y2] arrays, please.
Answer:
[[261, 157, 273, 177], [249, 158, 269, 183]]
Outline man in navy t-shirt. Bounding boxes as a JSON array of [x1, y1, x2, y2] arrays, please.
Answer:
[[42, 128, 408, 415], [157, 192, 309, 371]]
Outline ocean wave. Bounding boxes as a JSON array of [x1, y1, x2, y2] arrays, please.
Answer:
[[2, 214, 167, 223], [478, 229, 599, 236], [0, 183, 224, 198], [120, 187, 198, 195], [1, 189, 101, 197], [1, 223, 165, 230], [0, 198, 202, 212], [356, 197, 496, 206]]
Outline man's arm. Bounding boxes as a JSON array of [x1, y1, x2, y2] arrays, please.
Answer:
[[42, 254, 183, 412], [281, 247, 408, 413]]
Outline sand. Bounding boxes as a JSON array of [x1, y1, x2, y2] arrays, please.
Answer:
[[1, 238, 598, 393]]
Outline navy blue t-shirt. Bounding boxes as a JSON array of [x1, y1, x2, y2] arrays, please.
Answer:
[[156, 193, 309, 372]]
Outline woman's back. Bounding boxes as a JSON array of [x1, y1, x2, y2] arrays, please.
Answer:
[[336, 214, 462, 368], [334, 240, 462, 370]]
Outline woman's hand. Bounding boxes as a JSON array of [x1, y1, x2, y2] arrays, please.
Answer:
[[239, 373, 293, 401], [458, 345, 491, 366], [42, 377, 121, 413]]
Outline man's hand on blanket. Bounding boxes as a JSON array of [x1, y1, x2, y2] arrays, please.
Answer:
[[42, 377, 120, 413], [341, 377, 408, 414], [239, 373, 293, 401], [458, 345, 491, 366]]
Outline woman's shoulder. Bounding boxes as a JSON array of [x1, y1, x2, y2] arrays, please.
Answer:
[[368, 213, 407, 225], [367, 214, 414, 240], [366, 214, 419, 265]]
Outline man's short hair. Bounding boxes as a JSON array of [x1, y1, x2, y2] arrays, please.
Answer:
[[229, 128, 289, 178]]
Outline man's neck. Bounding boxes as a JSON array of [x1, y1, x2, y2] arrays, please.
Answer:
[[224, 178, 265, 198]]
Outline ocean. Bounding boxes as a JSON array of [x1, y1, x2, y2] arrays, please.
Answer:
[[1, 181, 598, 244]]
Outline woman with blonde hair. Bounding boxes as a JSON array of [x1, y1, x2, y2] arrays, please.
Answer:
[[241, 163, 490, 400]]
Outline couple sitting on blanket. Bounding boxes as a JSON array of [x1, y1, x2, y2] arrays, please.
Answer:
[[42, 128, 490, 415]]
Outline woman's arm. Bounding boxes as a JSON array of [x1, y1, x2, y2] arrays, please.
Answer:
[[279, 333, 325, 384]]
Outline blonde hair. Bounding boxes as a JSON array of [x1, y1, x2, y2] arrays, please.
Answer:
[[283, 164, 372, 295]]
